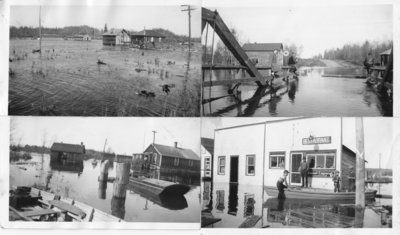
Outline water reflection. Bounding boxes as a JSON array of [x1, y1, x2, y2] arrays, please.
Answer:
[[49, 155, 84, 173], [202, 182, 392, 228], [203, 67, 391, 116]]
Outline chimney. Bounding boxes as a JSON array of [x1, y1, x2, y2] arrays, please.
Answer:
[[174, 142, 178, 148]]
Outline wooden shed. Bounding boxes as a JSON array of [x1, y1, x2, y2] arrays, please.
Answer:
[[242, 43, 284, 67], [50, 142, 86, 173], [102, 29, 130, 46], [130, 29, 165, 48]]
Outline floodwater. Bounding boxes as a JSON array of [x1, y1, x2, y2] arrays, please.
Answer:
[[9, 39, 200, 116], [202, 182, 392, 228], [202, 67, 392, 116], [10, 152, 200, 223]]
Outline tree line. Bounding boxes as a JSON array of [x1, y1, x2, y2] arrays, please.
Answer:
[[322, 40, 393, 65]]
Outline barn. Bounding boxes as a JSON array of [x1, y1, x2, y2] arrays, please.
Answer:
[[212, 118, 357, 192]]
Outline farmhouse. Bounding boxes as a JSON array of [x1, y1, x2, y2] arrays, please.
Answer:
[[102, 29, 131, 46], [243, 43, 284, 67], [201, 137, 214, 179], [130, 29, 165, 48], [132, 142, 200, 174], [213, 118, 357, 192]]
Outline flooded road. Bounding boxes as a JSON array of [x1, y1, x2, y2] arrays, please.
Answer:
[[9, 39, 200, 116], [10, 152, 200, 223], [202, 182, 392, 228], [202, 67, 392, 117]]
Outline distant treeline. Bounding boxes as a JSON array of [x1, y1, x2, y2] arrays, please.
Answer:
[[321, 40, 393, 65], [9, 25, 201, 43]]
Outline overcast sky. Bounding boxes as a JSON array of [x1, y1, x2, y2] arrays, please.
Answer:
[[10, 5, 201, 37], [11, 117, 200, 155], [201, 117, 398, 169], [203, 4, 392, 58]]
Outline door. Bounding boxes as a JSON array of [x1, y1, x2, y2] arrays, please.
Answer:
[[290, 153, 303, 185], [230, 156, 239, 183]]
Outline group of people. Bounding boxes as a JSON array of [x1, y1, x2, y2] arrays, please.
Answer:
[[276, 157, 342, 199]]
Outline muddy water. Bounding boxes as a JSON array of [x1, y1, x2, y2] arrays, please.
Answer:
[[202, 67, 392, 117], [10, 153, 200, 223], [9, 39, 200, 116], [202, 182, 392, 228]]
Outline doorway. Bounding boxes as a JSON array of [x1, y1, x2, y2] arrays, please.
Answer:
[[230, 156, 239, 183], [290, 153, 303, 185]]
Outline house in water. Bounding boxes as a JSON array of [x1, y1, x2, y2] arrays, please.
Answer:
[[213, 118, 358, 192], [243, 43, 284, 68], [102, 29, 131, 46], [201, 137, 214, 179], [130, 29, 166, 48], [380, 49, 392, 66], [50, 142, 86, 173]]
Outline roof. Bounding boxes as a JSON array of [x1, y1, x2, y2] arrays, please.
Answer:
[[201, 138, 214, 155], [243, 43, 283, 52], [342, 144, 356, 156], [130, 29, 165, 38], [380, 49, 392, 55], [50, 142, 85, 154], [151, 143, 199, 160]]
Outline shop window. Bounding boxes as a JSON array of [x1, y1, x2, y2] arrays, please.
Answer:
[[246, 155, 256, 175], [326, 155, 335, 169], [307, 153, 335, 169], [270, 153, 285, 169], [218, 156, 225, 175], [316, 155, 325, 168]]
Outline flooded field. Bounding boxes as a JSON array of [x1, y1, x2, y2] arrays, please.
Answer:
[[9, 39, 200, 116], [202, 67, 392, 117], [202, 182, 392, 228], [10, 152, 200, 223]]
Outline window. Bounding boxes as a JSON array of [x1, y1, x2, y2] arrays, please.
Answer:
[[218, 156, 225, 175], [270, 153, 285, 169], [189, 160, 193, 167], [306, 153, 335, 169], [246, 155, 256, 175], [174, 157, 179, 166]]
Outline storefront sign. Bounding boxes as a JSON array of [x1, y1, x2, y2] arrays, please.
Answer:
[[302, 136, 331, 145]]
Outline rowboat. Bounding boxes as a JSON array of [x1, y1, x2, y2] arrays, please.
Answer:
[[264, 186, 377, 200], [9, 186, 123, 222], [128, 177, 191, 196]]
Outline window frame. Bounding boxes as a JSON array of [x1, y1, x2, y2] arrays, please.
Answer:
[[269, 152, 286, 169], [246, 155, 256, 176], [218, 156, 226, 175], [306, 153, 336, 170]]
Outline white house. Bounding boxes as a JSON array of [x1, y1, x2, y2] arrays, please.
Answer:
[[213, 118, 356, 191]]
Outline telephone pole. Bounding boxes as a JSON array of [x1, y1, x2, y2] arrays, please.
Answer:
[[181, 5, 195, 68]]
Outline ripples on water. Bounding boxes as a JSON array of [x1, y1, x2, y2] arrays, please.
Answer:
[[202, 67, 392, 117], [10, 153, 200, 223]]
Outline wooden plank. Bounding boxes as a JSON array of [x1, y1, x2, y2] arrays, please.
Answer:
[[202, 8, 265, 86], [48, 200, 86, 218], [9, 206, 34, 221], [202, 65, 292, 70], [20, 208, 59, 217], [370, 66, 386, 71], [238, 215, 261, 228], [322, 74, 366, 79], [203, 76, 272, 87]]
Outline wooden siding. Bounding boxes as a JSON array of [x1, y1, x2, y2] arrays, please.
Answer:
[[341, 147, 356, 192], [160, 155, 200, 172]]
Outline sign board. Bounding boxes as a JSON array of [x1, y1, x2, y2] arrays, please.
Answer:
[[302, 136, 331, 145]]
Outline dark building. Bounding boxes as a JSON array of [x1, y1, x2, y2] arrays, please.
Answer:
[[130, 29, 165, 48], [242, 43, 284, 67], [50, 142, 86, 173]]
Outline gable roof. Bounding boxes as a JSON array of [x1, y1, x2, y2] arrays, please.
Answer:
[[150, 143, 199, 161], [50, 142, 85, 154], [130, 29, 165, 38], [201, 137, 214, 155], [380, 49, 392, 55], [242, 43, 283, 52]]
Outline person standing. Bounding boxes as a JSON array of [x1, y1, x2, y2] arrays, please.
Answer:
[[364, 52, 375, 75], [288, 52, 297, 74], [276, 170, 289, 199], [333, 171, 341, 192], [299, 157, 309, 187]]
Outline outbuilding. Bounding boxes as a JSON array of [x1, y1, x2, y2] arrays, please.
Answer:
[[102, 29, 131, 46], [242, 43, 284, 67], [213, 118, 356, 192]]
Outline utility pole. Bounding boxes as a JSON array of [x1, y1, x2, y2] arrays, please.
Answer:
[[355, 117, 365, 208], [181, 5, 195, 68], [39, 5, 42, 58]]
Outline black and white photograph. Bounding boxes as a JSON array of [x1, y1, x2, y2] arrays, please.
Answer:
[[6, 117, 200, 226], [201, 4, 393, 117], [201, 117, 397, 228], [8, 2, 201, 117]]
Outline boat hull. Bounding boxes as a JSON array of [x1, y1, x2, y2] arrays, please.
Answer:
[[264, 186, 377, 200]]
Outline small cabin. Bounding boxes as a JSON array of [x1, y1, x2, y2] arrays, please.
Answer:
[[243, 43, 284, 67], [201, 137, 214, 179], [102, 29, 131, 46], [380, 49, 392, 66], [50, 142, 85, 162], [130, 29, 165, 48], [213, 118, 358, 192], [132, 142, 200, 174]]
